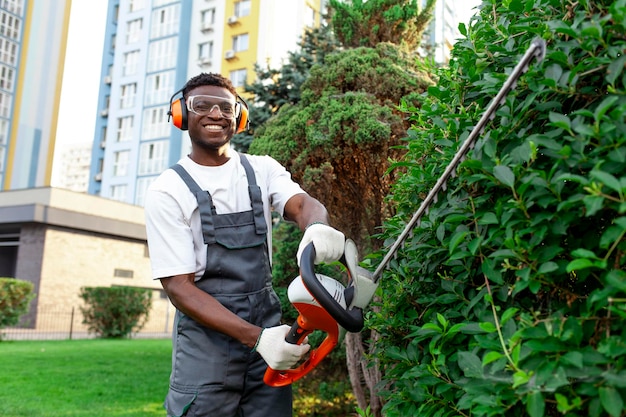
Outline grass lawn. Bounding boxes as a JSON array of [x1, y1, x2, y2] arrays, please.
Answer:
[[0, 339, 172, 417], [0, 338, 355, 417]]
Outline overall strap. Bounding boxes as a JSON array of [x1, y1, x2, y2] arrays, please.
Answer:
[[170, 164, 217, 244], [238, 154, 268, 236]]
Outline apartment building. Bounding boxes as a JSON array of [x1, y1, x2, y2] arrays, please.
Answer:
[[89, 0, 325, 206], [0, 0, 72, 190]]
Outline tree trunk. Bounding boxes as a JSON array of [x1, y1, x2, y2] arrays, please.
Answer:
[[346, 330, 383, 417], [346, 332, 368, 410]]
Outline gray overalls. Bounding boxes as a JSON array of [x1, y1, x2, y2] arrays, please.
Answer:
[[164, 155, 292, 417]]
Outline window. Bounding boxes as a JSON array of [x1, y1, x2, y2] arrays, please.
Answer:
[[113, 150, 130, 176], [147, 38, 177, 72], [2, 0, 24, 15], [150, 5, 180, 39], [129, 0, 146, 12], [116, 116, 134, 142], [0, 65, 13, 91], [230, 69, 247, 88], [120, 83, 137, 108], [232, 33, 249, 52], [198, 41, 213, 61], [0, 92, 12, 118], [0, 12, 21, 40], [138, 140, 169, 175], [135, 177, 156, 207], [144, 71, 174, 106], [200, 9, 215, 29], [126, 18, 142, 44], [142, 106, 170, 140], [0, 38, 17, 65], [110, 184, 128, 202], [0, 119, 8, 145], [114, 268, 134, 278], [123, 50, 140, 76], [234, 0, 251, 17]]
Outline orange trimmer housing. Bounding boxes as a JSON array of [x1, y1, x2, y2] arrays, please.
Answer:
[[263, 298, 343, 387]]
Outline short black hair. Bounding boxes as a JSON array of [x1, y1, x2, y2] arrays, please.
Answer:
[[182, 72, 237, 98]]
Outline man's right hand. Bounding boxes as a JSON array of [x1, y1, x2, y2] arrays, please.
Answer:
[[255, 325, 310, 370]]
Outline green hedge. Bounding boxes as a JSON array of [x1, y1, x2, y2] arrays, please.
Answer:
[[0, 277, 35, 330], [371, 0, 626, 416], [80, 286, 152, 339]]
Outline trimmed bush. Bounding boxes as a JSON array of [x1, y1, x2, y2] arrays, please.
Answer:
[[0, 277, 35, 330], [371, 0, 626, 416], [80, 286, 152, 339]]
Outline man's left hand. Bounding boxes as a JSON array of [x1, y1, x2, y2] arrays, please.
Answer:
[[297, 223, 345, 266]]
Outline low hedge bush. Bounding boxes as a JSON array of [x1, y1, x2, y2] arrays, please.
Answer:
[[80, 286, 152, 339], [0, 277, 35, 331]]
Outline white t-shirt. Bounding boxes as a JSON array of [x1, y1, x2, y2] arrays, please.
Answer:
[[144, 152, 305, 280]]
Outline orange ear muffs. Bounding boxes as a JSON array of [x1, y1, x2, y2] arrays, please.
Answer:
[[235, 95, 250, 134], [169, 97, 188, 130], [168, 88, 188, 130], [168, 88, 250, 133]]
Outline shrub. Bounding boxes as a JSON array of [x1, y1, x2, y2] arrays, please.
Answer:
[[371, 0, 626, 416], [80, 286, 152, 339], [0, 277, 35, 330]]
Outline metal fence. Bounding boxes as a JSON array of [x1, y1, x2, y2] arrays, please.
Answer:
[[1, 305, 174, 341]]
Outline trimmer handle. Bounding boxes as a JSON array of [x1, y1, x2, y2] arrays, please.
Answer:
[[263, 242, 369, 387], [299, 243, 365, 332]]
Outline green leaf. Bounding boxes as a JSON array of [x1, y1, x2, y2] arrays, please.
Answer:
[[449, 230, 468, 253], [527, 391, 545, 417], [606, 54, 626, 85], [457, 351, 483, 378], [599, 386, 624, 417], [478, 212, 499, 224], [594, 96, 619, 123], [501, 307, 518, 325], [483, 351, 504, 366], [549, 112, 571, 131], [494, 165, 515, 188], [604, 270, 626, 292], [591, 170, 623, 195], [538, 261, 558, 274], [513, 370, 531, 388], [571, 248, 600, 259], [482, 258, 504, 284], [479, 322, 497, 333], [560, 351, 583, 369], [566, 258, 595, 272]]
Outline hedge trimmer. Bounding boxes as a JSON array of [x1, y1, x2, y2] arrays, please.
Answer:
[[264, 38, 547, 387]]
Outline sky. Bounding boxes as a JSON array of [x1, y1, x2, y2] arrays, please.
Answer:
[[52, 0, 107, 184]]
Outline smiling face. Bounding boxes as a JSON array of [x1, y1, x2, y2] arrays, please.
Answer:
[[186, 84, 238, 164]]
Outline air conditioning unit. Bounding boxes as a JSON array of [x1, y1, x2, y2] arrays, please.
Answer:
[[201, 22, 213, 32], [227, 15, 238, 25], [198, 57, 212, 66], [100, 109, 109, 117], [225, 50, 236, 60], [103, 75, 112, 84], [94, 173, 103, 181]]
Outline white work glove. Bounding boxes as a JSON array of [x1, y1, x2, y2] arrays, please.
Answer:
[[254, 325, 311, 370], [297, 223, 345, 266]]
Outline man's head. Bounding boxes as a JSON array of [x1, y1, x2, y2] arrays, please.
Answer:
[[169, 72, 249, 135]]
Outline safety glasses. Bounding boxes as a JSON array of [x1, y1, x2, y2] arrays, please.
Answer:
[[186, 95, 240, 118]]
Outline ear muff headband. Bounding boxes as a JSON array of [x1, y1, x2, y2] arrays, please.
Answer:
[[168, 88, 250, 133]]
